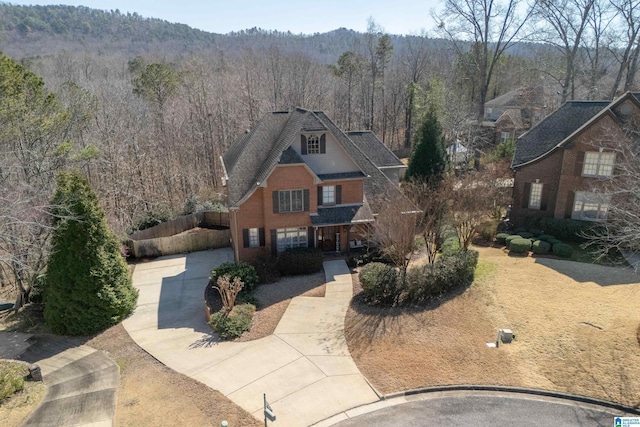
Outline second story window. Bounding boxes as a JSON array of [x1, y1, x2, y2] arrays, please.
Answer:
[[279, 189, 303, 213], [582, 151, 615, 178], [322, 185, 335, 204], [307, 135, 320, 154]]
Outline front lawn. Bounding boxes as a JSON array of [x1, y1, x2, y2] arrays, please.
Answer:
[[345, 245, 640, 407]]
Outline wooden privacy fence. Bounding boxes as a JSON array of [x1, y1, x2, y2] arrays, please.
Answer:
[[127, 211, 230, 258]]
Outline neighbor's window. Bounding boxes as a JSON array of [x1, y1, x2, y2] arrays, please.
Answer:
[[529, 182, 543, 209], [582, 151, 615, 178], [249, 228, 259, 247], [572, 191, 609, 221], [501, 132, 510, 143], [276, 227, 308, 252], [279, 190, 303, 213], [307, 135, 320, 154], [322, 185, 335, 205]]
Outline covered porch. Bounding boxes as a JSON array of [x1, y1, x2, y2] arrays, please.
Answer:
[[310, 203, 374, 254]]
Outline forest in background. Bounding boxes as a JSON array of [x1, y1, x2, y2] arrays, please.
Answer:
[[0, 1, 638, 288]]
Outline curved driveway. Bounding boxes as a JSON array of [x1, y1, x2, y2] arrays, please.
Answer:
[[318, 390, 638, 427], [123, 249, 378, 427]]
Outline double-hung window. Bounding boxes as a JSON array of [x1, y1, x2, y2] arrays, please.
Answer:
[[529, 183, 543, 210], [322, 185, 335, 205], [279, 190, 303, 213], [248, 228, 259, 247]]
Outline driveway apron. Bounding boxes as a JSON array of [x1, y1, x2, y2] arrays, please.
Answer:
[[123, 249, 379, 426]]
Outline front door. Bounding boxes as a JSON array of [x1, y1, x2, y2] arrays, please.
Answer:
[[317, 226, 338, 251]]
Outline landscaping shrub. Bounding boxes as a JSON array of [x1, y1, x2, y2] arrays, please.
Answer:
[[548, 238, 563, 246], [209, 303, 255, 340], [496, 233, 512, 245], [347, 248, 388, 268], [505, 234, 522, 245], [276, 247, 323, 275], [406, 249, 479, 303], [477, 219, 499, 242], [509, 238, 532, 254], [211, 262, 259, 293], [532, 240, 551, 255], [539, 218, 591, 242], [517, 231, 534, 239], [514, 227, 527, 233], [552, 243, 573, 258], [0, 361, 26, 401], [251, 251, 280, 284], [537, 234, 555, 242], [359, 262, 401, 304], [529, 228, 544, 236]]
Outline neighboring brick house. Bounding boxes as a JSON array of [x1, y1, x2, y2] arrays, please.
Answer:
[[221, 108, 407, 262], [483, 86, 547, 145], [510, 92, 640, 226]]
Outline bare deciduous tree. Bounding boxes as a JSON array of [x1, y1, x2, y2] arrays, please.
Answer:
[[214, 275, 244, 316]]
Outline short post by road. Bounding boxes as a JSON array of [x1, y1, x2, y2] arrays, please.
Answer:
[[264, 393, 276, 426]]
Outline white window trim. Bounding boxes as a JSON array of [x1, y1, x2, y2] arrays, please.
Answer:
[[307, 134, 320, 154], [572, 191, 610, 222], [529, 182, 543, 210], [322, 185, 335, 205], [500, 131, 510, 143], [279, 189, 303, 213], [582, 151, 615, 178], [276, 227, 308, 252], [248, 228, 259, 248]]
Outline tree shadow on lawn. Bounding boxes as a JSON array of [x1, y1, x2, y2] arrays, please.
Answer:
[[533, 257, 640, 287], [346, 281, 472, 346]]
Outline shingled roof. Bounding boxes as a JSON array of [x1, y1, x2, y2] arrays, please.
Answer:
[[347, 131, 405, 168], [511, 101, 610, 168], [221, 108, 405, 213]]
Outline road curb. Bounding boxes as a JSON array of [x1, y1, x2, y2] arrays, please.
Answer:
[[384, 385, 640, 415]]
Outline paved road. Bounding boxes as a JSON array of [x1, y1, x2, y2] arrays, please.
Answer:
[[319, 391, 637, 427]]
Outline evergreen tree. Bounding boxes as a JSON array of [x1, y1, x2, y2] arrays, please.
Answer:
[[405, 107, 449, 185], [44, 172, 138, 335]]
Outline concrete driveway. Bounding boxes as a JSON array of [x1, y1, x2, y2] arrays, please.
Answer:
[[123, 249, 378, 426]]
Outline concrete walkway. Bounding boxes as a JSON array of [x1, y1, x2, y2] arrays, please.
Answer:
[[17, 336, 118, 427], [123, 249, 379, 427]]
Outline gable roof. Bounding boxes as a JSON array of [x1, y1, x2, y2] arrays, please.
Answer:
[[485, 86, 545, 109], [347, 131, 405, 168], [222, 108, 405, 213], [511, 100, 609, 168]]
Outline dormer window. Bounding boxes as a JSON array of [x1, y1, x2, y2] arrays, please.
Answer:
[[307, 135, 320, 154], [301, 134, 326, 155]]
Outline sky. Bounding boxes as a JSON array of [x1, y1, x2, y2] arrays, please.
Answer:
[[8, 0, 442, 35]]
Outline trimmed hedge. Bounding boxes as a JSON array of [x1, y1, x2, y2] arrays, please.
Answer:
[[505, 234, 522, 245], [496, 233, 512, 245], [209, 303, 255, 340], [359, 262, 400, 304], [509, 238, 532, 254], [532, 240, 551, 255], [276, 247, 323, 275], [539, 218, 591, 242], [529, 228, 543, 237], [548, 238, 563, 246], [211, 262, 258, 293], [514, 227, 527, 233], [537, 234, 556, 242], [517, 232, 534, 239], [552, 243, 573, 258]]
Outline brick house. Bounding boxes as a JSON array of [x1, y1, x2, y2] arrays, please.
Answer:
[[221, 108, 407, 262], [510, 92, 640, 226], [483, 86, 547, 146]]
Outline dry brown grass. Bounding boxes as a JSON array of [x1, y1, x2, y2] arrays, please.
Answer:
[[0, 363, 46, 427], [345, 246, 640, 408], [87, 324, 261, 427]]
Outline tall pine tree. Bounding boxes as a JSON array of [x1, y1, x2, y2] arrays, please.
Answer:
[[44, 172, 138, 335], [405, 107, 449, 186]]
